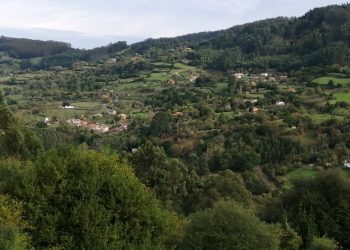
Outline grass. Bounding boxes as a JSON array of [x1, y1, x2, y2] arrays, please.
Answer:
[[174, 63, 194, 70], [147, 72, 168, 81], [0, 84, 20, 90], [246, 93, 265, 98], [309, 113, 345, 124], [332, 93, 350, 103], [0, 76, 12, 82], [30, 57, 43, 65], [43, 108, 87, 121], [71, 101, 100, 109], [216, 111, 236, 119], [214, 82, 228, 93], [312, 77, 350, 86], [283, 168, 318, 188], [152, 62, 172, 68], [116, 82, 145, 91], [130, 111, 150, 119]]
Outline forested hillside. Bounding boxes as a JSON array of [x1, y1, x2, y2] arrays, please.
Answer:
[[1, 3, 350, 250], [132, 4, 350, 71], [3, 4, 349, 71], [0, 36, 72, 58]]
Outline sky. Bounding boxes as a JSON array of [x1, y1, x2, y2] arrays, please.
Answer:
[[0, 0, 347, 49]]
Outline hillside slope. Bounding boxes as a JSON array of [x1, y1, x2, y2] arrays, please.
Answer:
[[131, 4, 350, 71]]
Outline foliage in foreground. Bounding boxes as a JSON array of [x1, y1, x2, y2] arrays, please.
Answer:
[[181, 201, 281, 250], [0, 148, 177, 249]]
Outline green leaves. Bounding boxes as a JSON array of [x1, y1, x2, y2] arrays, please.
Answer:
[[130, 141, 190, 212], [275, 170, 350, 248], [150, 111, 172, 136], [0, 147, 177, 249], [181, 201, 281, 250], [0, 103, 42, 159], [0, 195, 30, 250]]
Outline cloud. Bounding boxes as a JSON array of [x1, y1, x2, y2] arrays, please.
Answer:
[[0, 27, 143, 49], [0, 0, 347, 48]]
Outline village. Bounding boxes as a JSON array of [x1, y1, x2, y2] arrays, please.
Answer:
[[230, 71, 294, 114], [41, 91, 130, 133]]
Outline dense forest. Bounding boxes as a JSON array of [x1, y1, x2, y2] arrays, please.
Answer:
[[1, 3, 350, 250], [0, 36, 72, 59], [2, 4, 349, 71], [131, 4, 350, 71]]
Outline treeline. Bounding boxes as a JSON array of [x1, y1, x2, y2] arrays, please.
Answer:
[[36, 41, 128, 70], [7, 4, 350, 71], [131, 4, 350, 71], [0, 36, 72, 59]]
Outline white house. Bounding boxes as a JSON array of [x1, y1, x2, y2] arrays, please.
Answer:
[[276, 101, 285, 106], [95, 124, 110, 133], [61, 105, 75, 109], [234, 73, 245, 79], [107, 109, 117, 115], [188, 75, 198, 82], [344, 161, 350, 169]]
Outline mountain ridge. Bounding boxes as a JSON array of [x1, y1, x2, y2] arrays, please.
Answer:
[[1, 3, 349, 72]]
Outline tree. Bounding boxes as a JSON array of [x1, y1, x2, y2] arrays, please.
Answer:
[[129, 141, 189, 211], [308, 236, 338, 250], [279, 223, 303, 250], [0, 101, 42, 159], [0, 147, 177, 249], [0, 195, 30, 250], [184, 170, 252, 214], [221, 146, 261, 172], [227, 75, 240, 95], [19, 59, 32, 70], [150, 111, 171, 136], [274, 170, 350, 248], [62, 101, 70, 107], [181, 201, 281, 250]]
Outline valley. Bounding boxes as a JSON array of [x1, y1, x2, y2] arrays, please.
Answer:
[[1, 3, 350, 249]]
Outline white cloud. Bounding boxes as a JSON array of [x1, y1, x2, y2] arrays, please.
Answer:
[[0, 0, 347, 47]]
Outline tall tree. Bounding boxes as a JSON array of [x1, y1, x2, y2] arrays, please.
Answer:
[[181, 201, 281, 250]]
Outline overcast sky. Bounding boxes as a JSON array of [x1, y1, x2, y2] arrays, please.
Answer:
[[0, 0, 347, 48]]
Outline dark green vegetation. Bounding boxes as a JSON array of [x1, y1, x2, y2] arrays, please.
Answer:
[[1, 3, 350, 249]]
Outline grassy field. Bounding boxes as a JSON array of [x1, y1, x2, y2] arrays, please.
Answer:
[[147, 72, 168, 81], [30, 57, 43, 65], [41, 108, 87, 121], [283, 168, 318, 188], [332, 93, 350, 103], [312, 77, 350, 85], [130, 111, 150, 119], [214, 82, 228, 93], [71, 101, 100, 109], [174, 63, 194, 70], [0, 84, 20, 90], [152, 62, 172, 67], [309, 113, 345, 123], [216, 111, 236, 119], [116, 82, 145, 91]]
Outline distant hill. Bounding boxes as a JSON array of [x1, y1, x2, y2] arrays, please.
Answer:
[[0, 36, 73, 59], [1, 4, 349, 71], [130, 4, 350, 71]]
